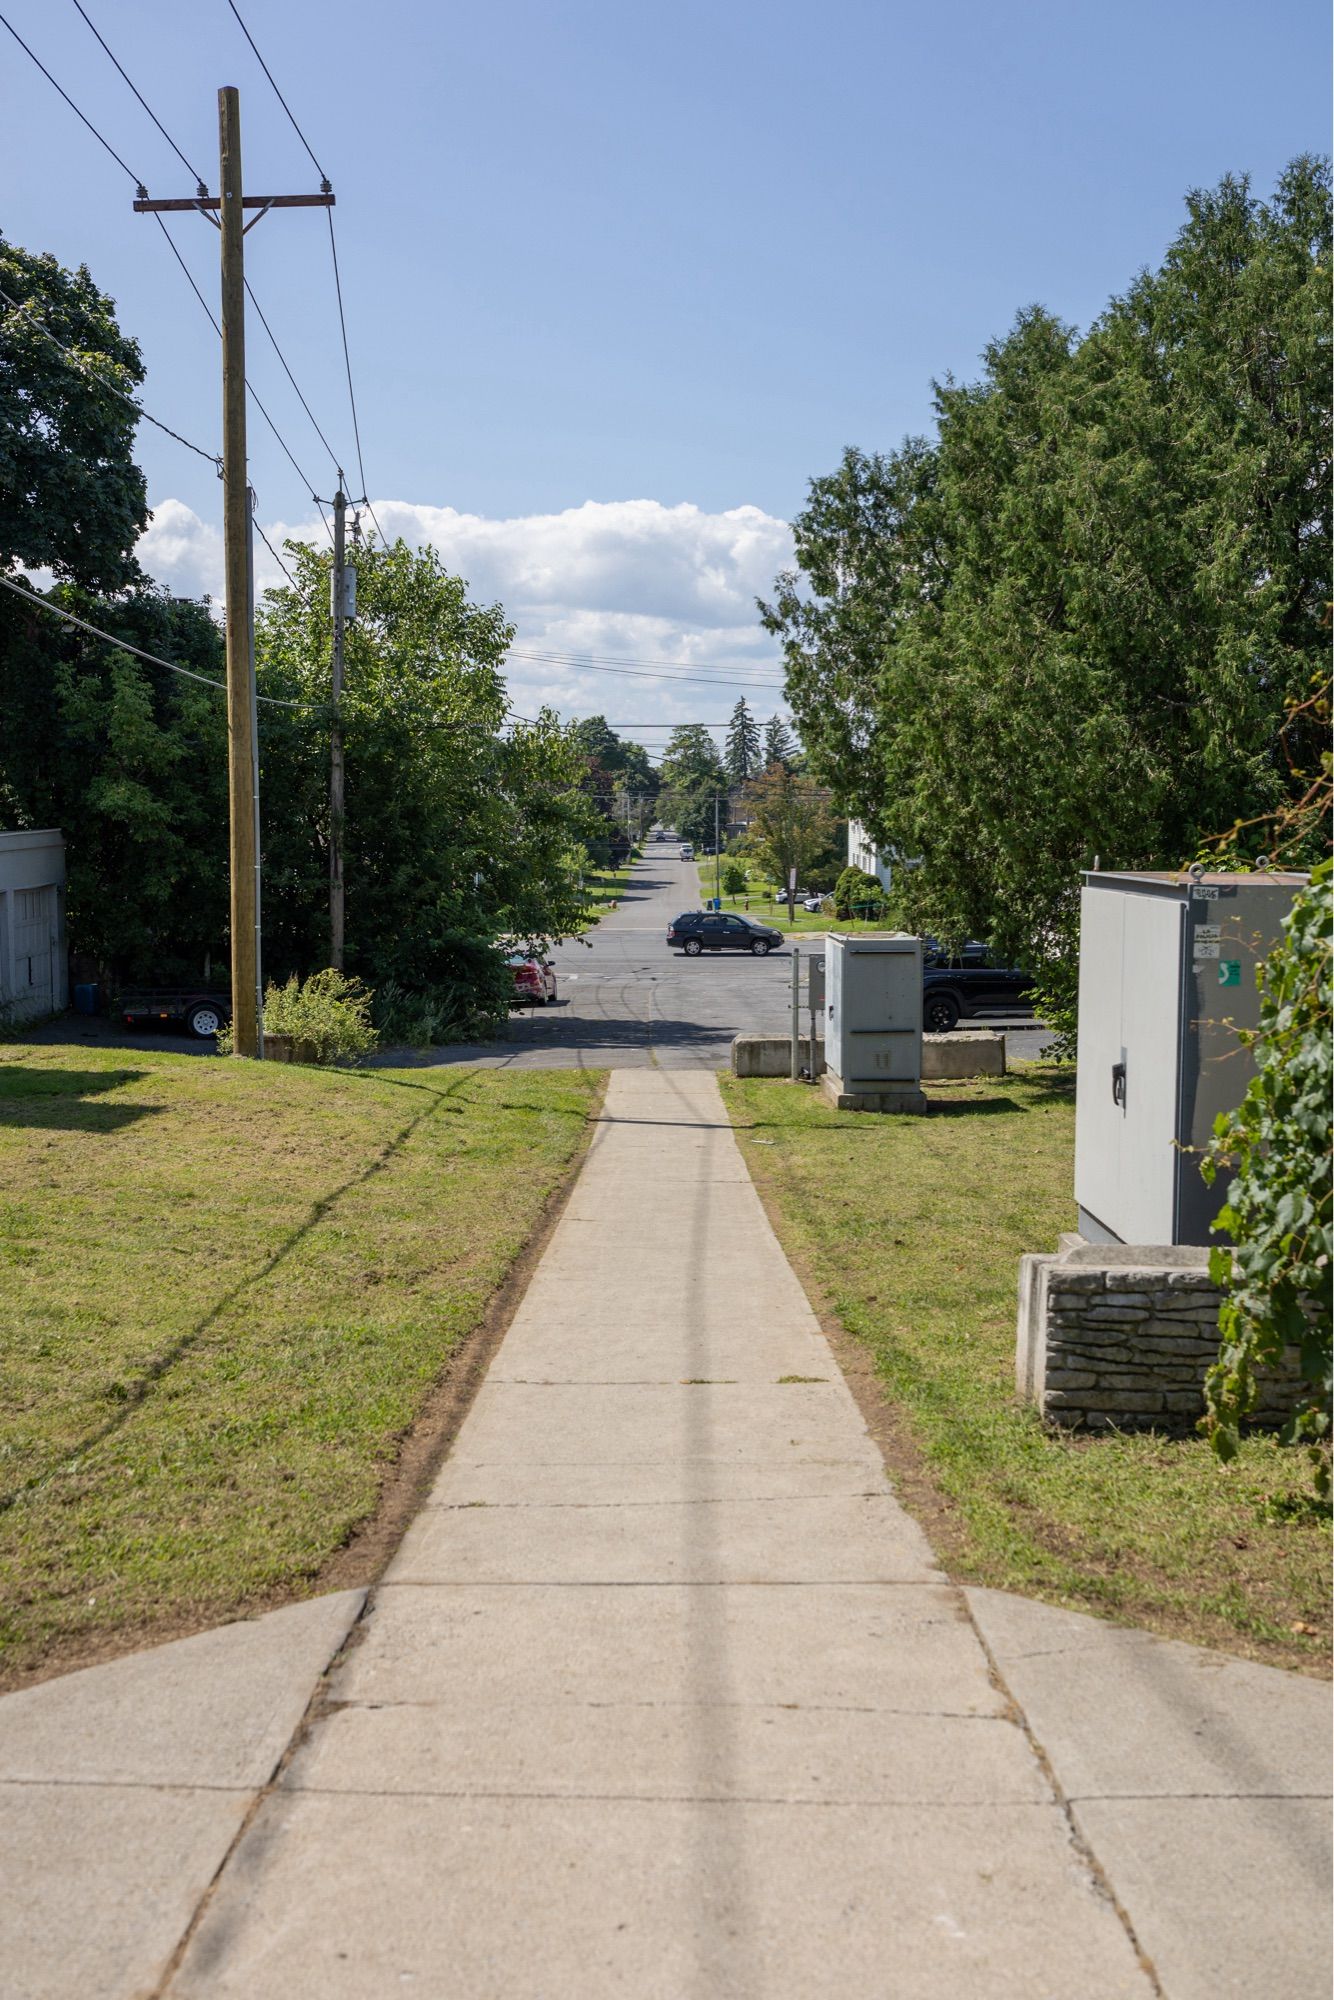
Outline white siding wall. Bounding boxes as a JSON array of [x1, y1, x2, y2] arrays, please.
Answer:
[[846, 821, 893, 892], [0, 830, 67, 1022]]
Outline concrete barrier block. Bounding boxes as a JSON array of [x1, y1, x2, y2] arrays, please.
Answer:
[[730, 1034, 823, 1078], [922, 1031, 1006, 1080]]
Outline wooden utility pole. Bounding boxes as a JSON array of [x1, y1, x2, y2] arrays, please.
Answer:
[[133, 89, 335, 1059], [329, 487, 347, 969], [218, 86, 258, 1055]]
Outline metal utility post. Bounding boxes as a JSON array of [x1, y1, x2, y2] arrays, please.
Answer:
[[790, 946, 801, 1082], [329, 486, 347, 970], [714, 793, 721, 908], [132, 91, 335, 1060]]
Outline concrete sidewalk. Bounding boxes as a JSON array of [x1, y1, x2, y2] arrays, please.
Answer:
[[6, 1069, 1327, 1996]]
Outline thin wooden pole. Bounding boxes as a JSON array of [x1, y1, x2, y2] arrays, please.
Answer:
[[219, 85, 258, 1057], [329, 486, 346, 969]]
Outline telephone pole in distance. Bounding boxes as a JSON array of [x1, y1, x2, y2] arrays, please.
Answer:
[[133, 86, 334, 1057], [329, 485, 347, 969]]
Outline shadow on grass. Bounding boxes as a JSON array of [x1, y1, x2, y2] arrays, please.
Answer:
[[923, 1096, 1024, 1118], [0, 1067, 162, 1133], [0, 1069, 476, 1517]]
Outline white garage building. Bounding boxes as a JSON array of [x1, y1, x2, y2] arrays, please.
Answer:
[[0, 830, 67, 1024]]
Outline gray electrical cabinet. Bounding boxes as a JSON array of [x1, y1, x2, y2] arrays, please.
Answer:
[[822, 932, 925, 1112], [1074, 871, 1306, 1246]]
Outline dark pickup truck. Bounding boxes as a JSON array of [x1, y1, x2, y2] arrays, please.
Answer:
[[119, 988, 232, 1039], [922, 944, 1033, 1032]]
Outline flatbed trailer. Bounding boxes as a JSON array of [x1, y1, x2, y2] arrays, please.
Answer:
[[118, 988, 232, 1039]]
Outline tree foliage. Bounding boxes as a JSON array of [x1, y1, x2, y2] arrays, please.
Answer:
[[0, 579, 231, 974], [741, 766, 836, 892], [660, 723, 726, 846], [253, 537, 593, 1026], [1197, 680, 1333, 1481], [762, 714, 796, 771], [0, 232, 149, 587], [725, 699, 761, 785], [761, 160, 1332, 1046], [834, 865, 885, 920], [570, 716, 659, 856], [1202, 858, 1332, 1482]]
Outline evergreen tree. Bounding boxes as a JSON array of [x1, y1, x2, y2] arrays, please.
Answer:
[[724, 698, 761, 785], [763, 714, 796, 770]]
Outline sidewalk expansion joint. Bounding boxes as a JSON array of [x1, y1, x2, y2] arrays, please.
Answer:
[[961, 1594, 1166, 1997], [275, 1785, 1055, 1809], [427, 1492, 889, 1511], [334, 1698, 1006, 1719], [147, 1588, 377, 2000], [373, 1577, 952, 1589]]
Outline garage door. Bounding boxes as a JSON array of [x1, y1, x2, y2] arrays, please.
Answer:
[[12, 886, 55, 1014]]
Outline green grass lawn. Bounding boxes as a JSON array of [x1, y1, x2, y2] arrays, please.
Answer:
[[721, 1069, 1330, 1673], [0, 1046, 600, 1685], [692, 856, 883, 933], [581, 850, 641, 912]]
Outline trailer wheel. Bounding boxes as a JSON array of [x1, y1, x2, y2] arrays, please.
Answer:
[[187, 1003, 224, 1039]]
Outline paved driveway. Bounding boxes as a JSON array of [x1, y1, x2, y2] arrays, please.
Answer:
[[381, 850, 1054, 1069]]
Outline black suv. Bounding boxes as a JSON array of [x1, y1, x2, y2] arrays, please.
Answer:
[[667, 912, 784, 956], [922, 943, 1033, 1031]]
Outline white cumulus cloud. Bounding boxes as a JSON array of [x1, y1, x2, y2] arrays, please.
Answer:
[[136, 494, 796, 740]]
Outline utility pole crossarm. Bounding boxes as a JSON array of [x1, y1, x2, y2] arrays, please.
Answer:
[[132, 192, 335, 211]]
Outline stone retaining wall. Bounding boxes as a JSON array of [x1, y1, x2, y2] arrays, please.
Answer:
[[1016, 1247, 1303, 1433]]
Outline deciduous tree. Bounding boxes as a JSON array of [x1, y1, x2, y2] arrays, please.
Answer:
[[761, 159, 1332, 1044]]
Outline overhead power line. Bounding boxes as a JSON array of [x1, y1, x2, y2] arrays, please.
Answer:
[[153, 212, 334, 541], [221, 0, 388, 549], [243, 275, 345, 479], [1, 13, 336, 542], [0, 283, 221, 466], [69, 0, 207, 190], [0, 8, 141, 182], [514, 642, 786, 678], [223, 0, 327, 181], [506, 650, 785, 692], [0, 572, 318, 709]]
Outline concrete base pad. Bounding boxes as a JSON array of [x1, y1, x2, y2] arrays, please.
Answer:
[[820, 1073, 930, 1114]]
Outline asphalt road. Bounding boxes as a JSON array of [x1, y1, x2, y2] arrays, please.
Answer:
[[381, 850, 1054, 1070], [25, 851, 1052, 1069]]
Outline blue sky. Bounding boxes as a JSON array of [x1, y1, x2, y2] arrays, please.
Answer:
[[2, 0, 1328, 738]]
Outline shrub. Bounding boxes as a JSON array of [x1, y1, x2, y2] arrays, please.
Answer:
[[1201, 856, 1332, 1486], [722, 860, 748, 897], [262, 969, 378, 1065], [833, 864, 885, 920]]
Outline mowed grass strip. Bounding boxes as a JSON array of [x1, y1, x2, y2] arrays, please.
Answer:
[[0, 1048, 600, 1682], [721, 1070, 1330, 1673]]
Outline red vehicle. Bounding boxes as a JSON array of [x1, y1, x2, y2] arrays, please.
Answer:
[[507, 951, 558, 1006]]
